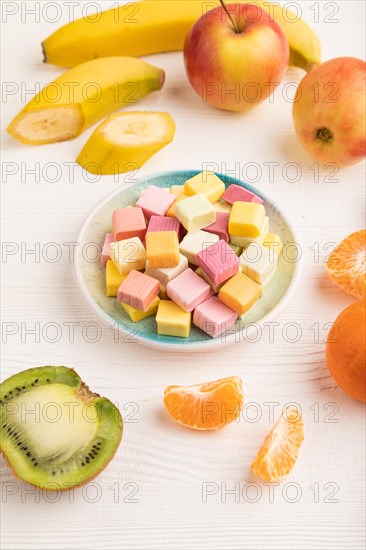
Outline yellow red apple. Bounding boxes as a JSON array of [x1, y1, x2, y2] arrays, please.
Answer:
[[293, 57, 366, 167], [183, 3, 289, 112]]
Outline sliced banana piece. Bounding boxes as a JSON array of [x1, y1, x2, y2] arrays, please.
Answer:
[[76, 112, 176, 175], [7, 57, 165, 145], [12, 106, 83, 144]]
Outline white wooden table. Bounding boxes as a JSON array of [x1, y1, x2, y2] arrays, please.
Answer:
[[1, 1, 365, 548]]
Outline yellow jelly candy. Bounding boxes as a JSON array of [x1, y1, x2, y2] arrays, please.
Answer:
[[156, 300, 191, 338], [184, 171, 225, 203], [121, 296, 160, 322], [219, 272, 261, 316], [109, 237, 146, 275], [229, 202, 266, 238], [263, 233, 283, 255], [106, 260, 127, 297]]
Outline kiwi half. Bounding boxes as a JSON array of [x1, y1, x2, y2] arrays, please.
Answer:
[[0, 366, 122, 490]]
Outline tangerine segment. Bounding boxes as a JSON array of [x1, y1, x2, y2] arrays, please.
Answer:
[[164, 376, 243, 430], [326, 230, 366, 300], [250, 406, 304, 482]]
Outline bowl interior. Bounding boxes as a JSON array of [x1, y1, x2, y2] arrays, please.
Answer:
[[75, 171, 300, 349]]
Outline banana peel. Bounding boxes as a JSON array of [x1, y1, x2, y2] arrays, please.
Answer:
[[42, 0, 321, 71]]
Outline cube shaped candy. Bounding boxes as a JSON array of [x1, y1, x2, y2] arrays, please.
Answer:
[[179, 230, 219, 265], [146, 231, 180, 268], [105, 260, 127, 297], [117, 270, 160, 311], [229, 202, 266, 238], [121, 296, 160, 322], [195, 267, 225, 294], [197, 240, 239, 286], [170, 185, 185, 197], [204, 212, 230, 242], [147, 215, 181, 237], [101, 233, 113, 266], [193, 296, 238, 338], [112, 207, 146, 241], [260, 269, 277, 291], [184, 171, 225, 203], [239, 244, 277, 285], [110, 237, 146, 275], [175, 193, 216, 232], [229, 242, 242, 256], [230, 217, 269, 248], [213, 200, 232, 213], [263, 233, 283, 255], [222, 184, 264, 205], [136, 185, 175, 218], [196, 266, 242, 294], [166, 194, 190, 218], [156, 300, 191, 338], [159, 285, 169, 300], [166, 268, 212, 312], [138, 187, 170, 197], [219, 272, 261, 316], [145, 253, 188, 287]]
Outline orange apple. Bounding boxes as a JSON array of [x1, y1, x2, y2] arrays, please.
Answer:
[[293, 57, 366, 167], [183, 3, 289, 112]]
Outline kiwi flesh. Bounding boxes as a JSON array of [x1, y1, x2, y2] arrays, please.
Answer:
[[0, 366, 122, 490]]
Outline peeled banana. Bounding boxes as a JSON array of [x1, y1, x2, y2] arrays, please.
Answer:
[[42, 0, 321, 71], [7, 57, 165, 145], [76, 112, 176, 174]]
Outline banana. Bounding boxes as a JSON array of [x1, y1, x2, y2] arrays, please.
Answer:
[[42, 0, 321, 71], [76, 112, 176, 174], [7, 57, 165, 145]]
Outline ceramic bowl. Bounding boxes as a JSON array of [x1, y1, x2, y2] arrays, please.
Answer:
[[74, 171, 302, 352]]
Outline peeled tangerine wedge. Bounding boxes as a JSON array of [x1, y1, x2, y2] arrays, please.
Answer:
[[76, 112, 175, 175], [0, 366, 122, 490], [250, 406, 304, 482], [164, 376, 243, 430], [326, 230, 366, 300]]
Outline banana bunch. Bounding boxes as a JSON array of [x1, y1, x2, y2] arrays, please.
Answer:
[[42, 0, 321, 71]]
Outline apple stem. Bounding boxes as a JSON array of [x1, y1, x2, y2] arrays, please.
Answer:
[[219, 0, 240, 34]]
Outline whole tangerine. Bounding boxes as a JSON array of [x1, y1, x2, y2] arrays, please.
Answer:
[[326, 299, 366, 402]]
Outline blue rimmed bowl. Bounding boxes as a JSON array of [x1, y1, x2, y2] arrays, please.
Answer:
[[74, 171, 302, 352]]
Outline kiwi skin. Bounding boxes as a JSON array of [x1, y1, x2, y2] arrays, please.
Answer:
[[1, 431, 123, 492], [0, 445, 121, 492], [0, 366, 123, 491]]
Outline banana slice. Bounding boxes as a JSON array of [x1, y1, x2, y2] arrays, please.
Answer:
[[76, 112, 176, 175]]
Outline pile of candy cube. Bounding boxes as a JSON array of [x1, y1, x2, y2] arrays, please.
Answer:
[[101, 171, 283, 339]]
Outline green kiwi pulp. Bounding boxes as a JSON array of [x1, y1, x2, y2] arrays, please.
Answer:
[[0, 366, 122, 490]]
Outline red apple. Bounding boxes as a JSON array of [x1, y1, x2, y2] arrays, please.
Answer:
[[293, 57, 366, 167], [183, 3, 289, 112]]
